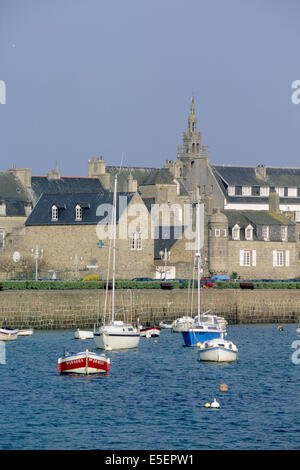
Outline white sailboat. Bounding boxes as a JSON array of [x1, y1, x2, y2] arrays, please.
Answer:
[[94, 173, 140, 351], [74, 328, 94, 339], [182, 203, 225, 346]]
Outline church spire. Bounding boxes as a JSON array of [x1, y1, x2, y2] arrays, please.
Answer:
[[188, 96, 197, 134]]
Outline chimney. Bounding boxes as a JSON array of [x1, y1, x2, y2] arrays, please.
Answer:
[[124, 173, 138, 193], [269, 191, 280, 214], [47, 169, 61, 180], [255, 164, 267, 180]]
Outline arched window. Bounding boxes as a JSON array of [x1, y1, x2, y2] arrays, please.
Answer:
[[75, 204, 82, 221], [51, 205, 58, 221]]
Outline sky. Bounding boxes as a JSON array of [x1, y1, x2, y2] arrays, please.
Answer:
[[0, 0, 300, 177]]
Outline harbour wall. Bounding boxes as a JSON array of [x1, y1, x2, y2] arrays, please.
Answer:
[[0, 289, 299, 329]]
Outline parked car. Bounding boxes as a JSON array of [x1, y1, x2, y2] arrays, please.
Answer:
[[131, 277, 155, 282], [211, 275, 230, 281], [201, 278, 216, 288]]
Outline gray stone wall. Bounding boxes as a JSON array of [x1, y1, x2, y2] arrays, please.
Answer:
[[0, 289, 299, 329]]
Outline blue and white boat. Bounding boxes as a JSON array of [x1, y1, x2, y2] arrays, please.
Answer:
[[181, 202, 226, 347], [181, 314, 225, 346]]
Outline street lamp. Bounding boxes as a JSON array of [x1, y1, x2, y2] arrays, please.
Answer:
[[70, 254, 83, 279], [30, 246, 44, 281], [159, 248, 171, 280]]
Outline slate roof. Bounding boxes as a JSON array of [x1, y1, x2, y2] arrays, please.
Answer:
[[223, 210, 294, 228], [0, 171, 30, 216], [25, 192, 136, 226], [213, 165, 300, 189], [31, 176, 106, 202], [106, 166, 154, 191], [141, 168, 175, 186]]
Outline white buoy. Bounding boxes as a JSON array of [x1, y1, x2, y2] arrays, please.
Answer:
[[210, 398, 220, 409]]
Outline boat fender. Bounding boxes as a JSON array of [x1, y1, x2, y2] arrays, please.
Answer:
[[196, 342, 201, 347]]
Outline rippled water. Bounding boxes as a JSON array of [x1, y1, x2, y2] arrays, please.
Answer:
[[0, 324, 299, 450]]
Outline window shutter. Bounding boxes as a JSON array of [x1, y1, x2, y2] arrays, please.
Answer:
[[252, 250, 256, 267], [285, 250, 290, 267], [273, 250, 277, 267], [240, 250, 244, 266]]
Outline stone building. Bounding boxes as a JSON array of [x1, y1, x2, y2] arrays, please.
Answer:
[[24, 191, 154, 280], [207, 195, 299, 280]]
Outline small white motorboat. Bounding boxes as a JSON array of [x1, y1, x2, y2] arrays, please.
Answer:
[[0, 327, 19, 341], [159, 321, 173, 329], [172, 316, 194, 333], [296, 321, 300, 337], [140, 326, 161, 337], [58, 349, 110, 375], [74, 328, 94, 340], [198, 337, 238, 362], [17, 328, 34, 337]]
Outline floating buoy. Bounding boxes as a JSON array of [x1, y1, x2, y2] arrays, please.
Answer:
[[210, 398, 220, 409], [278, 325, 283, 331], [204, 403, 211, 408], [154, 339, 158, 343], [219, 383, 228, 392]]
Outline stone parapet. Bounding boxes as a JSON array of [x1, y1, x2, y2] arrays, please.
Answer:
[[0, 289, 299, 329]]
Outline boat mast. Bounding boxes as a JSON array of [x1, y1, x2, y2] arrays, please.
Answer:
[[196, 201, 201, 322], [111, 173, 117, 323]]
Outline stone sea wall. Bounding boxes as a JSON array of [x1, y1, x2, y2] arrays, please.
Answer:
[[0, 289, 299, 329]]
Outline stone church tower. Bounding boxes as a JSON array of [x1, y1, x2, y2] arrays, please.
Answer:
[[165, 98, 224, 208]]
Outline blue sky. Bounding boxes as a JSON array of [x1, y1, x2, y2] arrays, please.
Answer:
[[0, 0, 300, 176]]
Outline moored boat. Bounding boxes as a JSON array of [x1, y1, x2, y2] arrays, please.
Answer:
[[172, 316, 194, 333], [94, 321, 140, 350], [58, 349, 110, 375], [198, 338, 238, 362], [159, 320, 173, 329], [17, 328, 34, 337], [181, 317, 224, 346], [74, 328, 94, 340], [0, 327, 19, 341], [140, 326, 161, 337], [296, 321, 300, 337], [93, 173, 140, 351]]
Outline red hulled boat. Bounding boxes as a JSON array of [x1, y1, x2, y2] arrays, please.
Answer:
[[58, 349, 110, 375]]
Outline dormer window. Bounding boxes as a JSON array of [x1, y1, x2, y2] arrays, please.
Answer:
[[242, 186, 251, 196], [232, 224, 240, 240], [228, 186, 235, 196], [281, 225, 288, 241], [275, 187, 284, 197], [262, 225, 269, 241], [51, 205, 58, 221], [245, 225, 253, 240], [75, 204, 82, 221], [260, 187, 269, 197]]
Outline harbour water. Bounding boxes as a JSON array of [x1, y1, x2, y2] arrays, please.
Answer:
[[0, 324, 299, 450]]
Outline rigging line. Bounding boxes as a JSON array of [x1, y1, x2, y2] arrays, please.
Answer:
[[103, 231, 113, 325], [190, 254, 197, 317]]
